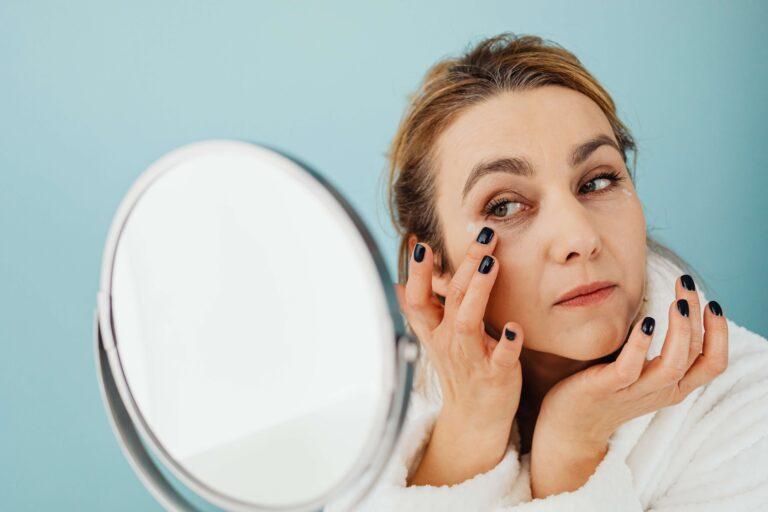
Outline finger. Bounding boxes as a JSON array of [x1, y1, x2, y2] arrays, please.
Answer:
[[598, 316, 655, 392], [677, 274, 703, 369], [678, 300, 729, 396], [394, 282, 407, 312], [491, 322, 523, 371], [633, 298, 692, 394], [443, 226, 497, 325], [453, 254, 499, 361], [404, 242, 442, 333]]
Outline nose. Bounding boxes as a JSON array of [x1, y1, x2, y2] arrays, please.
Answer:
[[545, 192, 602, 264]]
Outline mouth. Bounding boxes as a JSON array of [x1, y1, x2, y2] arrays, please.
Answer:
[[554, 282, 617, 307]]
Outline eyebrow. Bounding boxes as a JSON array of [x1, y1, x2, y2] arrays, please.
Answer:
[[460, 133, 622, 204]]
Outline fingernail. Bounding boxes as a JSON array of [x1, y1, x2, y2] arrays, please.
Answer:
[[413, 243, 425, 263], [708, 300, 723, 316], [477, 226, 494, 244], [504, 328, 516, 341], [677, 299, 689, 317], [641, 316, 655, 335], [478, 255, 494, 274], [681, 274, 696, 291]]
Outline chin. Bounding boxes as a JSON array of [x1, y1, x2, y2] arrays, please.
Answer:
[[554, 320, 628, 361]]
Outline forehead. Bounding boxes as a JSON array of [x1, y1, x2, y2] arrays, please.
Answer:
[[433, 85, 614, 182]]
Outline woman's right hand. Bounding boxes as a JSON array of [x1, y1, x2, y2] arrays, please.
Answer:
[[394, 227, 525, 486]]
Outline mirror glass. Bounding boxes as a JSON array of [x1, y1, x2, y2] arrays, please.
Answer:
[[107, 141, 399, 509]]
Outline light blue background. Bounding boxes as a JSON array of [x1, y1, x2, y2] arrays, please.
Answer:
[[1, 1, 766, 510]]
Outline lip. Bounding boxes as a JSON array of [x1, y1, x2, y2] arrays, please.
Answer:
[[554, 281, 617, 307]]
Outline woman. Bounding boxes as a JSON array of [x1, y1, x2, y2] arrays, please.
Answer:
[[358, 33, 768, 510]]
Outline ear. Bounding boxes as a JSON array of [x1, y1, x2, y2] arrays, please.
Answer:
[[406, 234, 451, 300]]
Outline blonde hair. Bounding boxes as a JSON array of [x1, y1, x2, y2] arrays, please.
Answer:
[[383, 32, 707, 402]]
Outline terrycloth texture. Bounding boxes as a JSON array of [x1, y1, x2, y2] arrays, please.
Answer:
[[354, 249, 768, 511]]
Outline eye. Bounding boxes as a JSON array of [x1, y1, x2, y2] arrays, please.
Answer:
[[578, 170, 624, 195], [482, 197, 525, 220], [481, 169, 625, 223]]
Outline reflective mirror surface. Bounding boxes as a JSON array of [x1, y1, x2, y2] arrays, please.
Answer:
[[106, 141, 399, 509]]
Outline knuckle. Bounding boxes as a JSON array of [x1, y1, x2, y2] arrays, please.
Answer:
[[614, 366, 637, 387], [707, 358, 728, 378], [661, 364, 685, 383], [463, 251, 484, 272], [466, 241, 487, 259], [493, 357, 520, 372], [453, 316, 475, 336], [447, 281, 466, 305], [431, 326, 449, 348], [691, 335, 704, 349], [405, 290, 426, 310]]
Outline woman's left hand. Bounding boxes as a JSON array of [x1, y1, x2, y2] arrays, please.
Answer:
[[530, 275, 729, 498]]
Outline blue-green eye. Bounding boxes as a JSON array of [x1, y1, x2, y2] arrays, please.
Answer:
[[579, 170, 624, 194]]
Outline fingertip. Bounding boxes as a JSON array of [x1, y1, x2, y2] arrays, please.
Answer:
[[500, 322, 523, 344], [492, 322, 523, 369], [477, 254, 496, 275], [707, 300, 723, 317], [412, 242, 427, 263], [641, 316, 655, 336]]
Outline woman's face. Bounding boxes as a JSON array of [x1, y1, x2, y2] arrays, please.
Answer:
[[429, 85, 647, 361]]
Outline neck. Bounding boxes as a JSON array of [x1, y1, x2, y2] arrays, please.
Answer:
[[520, 349, 585, 414], [518, 344, 621, 419]]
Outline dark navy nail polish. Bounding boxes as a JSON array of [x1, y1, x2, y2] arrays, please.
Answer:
[[478, 255, 494, 274], [681, 274, 696, 291], [505, 328, 516, 341], [641, 316, 655, 335], [477, 227, 494, 244], [708, 300, 723, 316], [413, 243, 425, 263], [677, 299, 689, 317]]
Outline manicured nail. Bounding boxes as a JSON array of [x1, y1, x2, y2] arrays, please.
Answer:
[[708, 300, 723, 316], [478, 255, 494, 274], [681, 274, 696, 291], [504, 328, 516, 341], [413, 243, 425, 263], [641, 316, 655, 335], [677, 299, 689, 317], [477, 226, 494, 244]]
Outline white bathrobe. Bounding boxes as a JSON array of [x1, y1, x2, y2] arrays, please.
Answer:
[[354, 249, 768, 511]]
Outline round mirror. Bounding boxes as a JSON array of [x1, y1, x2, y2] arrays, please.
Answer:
[[95, 140, 419, 512]]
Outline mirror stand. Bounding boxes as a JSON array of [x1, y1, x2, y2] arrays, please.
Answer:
[[95, 309, 200, 511]]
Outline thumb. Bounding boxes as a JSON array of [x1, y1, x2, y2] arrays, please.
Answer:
[[491, 322, 523, 370]]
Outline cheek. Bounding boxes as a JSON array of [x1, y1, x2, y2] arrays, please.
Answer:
[[601, 193, 647, 314], [595, 191, 646, 244], [484, 253, 540, 330]]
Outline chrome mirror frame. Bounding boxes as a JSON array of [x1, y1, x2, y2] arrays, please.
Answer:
[[93, 140, 420, 512]]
